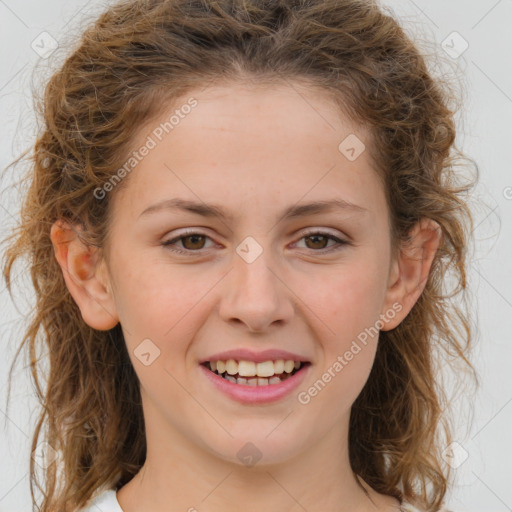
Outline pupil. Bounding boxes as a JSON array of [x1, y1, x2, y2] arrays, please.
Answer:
[[184, 235, 204, 249], [307, 235, 327, 249]]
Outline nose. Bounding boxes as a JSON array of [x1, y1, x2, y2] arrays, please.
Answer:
[[218, 246, 295, 333]]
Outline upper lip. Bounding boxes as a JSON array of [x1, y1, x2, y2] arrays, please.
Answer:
[[200, 348, 311, 364]]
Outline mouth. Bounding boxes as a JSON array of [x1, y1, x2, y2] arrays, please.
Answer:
[[200, 359, 311, 386]]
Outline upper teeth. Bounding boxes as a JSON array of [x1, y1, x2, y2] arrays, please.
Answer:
[[209, 359, 301, 377]]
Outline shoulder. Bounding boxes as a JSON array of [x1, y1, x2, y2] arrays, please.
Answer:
[[401, 504, 424, 512], [401, 501, 452, 512], [78, 489, 124, 512]]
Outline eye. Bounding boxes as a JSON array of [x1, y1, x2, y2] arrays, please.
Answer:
[[293, 231, 350, 253], [162, 229, 350, 255], [161, 230, 215, 254]]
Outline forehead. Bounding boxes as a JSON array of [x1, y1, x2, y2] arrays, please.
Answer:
[[112, 81, 385, 220], [169, 80, 364, 139]]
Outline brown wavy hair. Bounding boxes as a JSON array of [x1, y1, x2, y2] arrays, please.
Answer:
[[2, 0, 479, 510]]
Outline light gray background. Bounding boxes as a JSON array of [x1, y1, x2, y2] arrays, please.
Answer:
[[1, 1, 511, 511]]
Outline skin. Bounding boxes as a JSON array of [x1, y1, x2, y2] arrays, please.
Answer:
[[50, 81, 441, 512]]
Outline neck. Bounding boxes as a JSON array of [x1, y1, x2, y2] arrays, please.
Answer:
[[116, 401, 393, 512]]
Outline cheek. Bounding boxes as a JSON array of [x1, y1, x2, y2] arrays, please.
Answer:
[[111, 251, 214, 346], [322, 254, 389, 398], [302, 267, 384, 413], [302, 256, 388, 344]]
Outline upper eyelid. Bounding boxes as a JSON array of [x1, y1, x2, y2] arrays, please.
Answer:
[[163, 228, 348, 249], [165, 226, 345, 239]]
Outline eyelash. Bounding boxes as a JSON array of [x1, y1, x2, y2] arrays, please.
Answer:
[[161, 229, 350, 255]]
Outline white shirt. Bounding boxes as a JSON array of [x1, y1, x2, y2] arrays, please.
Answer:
[[80, 489, 123, 512], [80, 488, 436, 512]]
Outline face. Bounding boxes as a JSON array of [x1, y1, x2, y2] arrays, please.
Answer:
[[91, 82, 402, 466]]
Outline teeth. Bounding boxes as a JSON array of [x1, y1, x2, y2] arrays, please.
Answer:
[[256, 361, 274, 377], [238, 360, 256, 377], [283, 360, 295, 373], [222, 373, 292, 386], [274, 359, 284, 374], [225, 359, 238, 375], [206, 358, 303, 378]]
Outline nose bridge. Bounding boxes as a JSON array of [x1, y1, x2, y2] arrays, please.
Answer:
[[218, 237, 294, 331]]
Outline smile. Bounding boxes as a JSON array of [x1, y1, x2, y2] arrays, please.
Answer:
[[199, 358, 312, 404], [201, 359, 309, 386]]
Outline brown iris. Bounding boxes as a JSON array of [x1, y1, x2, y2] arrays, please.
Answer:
[[180, 234, 207, 250], [304, 234, 330, 250]]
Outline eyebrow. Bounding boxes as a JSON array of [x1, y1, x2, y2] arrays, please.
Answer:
[[138, 197, 369, 222]]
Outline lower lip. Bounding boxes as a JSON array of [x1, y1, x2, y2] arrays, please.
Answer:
[[199, 363, 311, 404]]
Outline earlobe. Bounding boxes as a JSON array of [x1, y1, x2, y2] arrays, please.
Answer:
[[380, 218, 442, 331], [50, 219, 119, 331]]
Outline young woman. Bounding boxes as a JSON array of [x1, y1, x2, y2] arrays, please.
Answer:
[[2, 0, 478, 511]]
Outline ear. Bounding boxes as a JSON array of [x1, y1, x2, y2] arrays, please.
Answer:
[[50, 219, 119, 330], [380, 218, 442, 331]]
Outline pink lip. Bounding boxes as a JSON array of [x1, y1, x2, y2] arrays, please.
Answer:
[[199, 362, 311, 404], [199, 348, 310, 364]]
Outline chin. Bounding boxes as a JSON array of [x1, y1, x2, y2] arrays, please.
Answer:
[[201, 431, 307, 469]]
